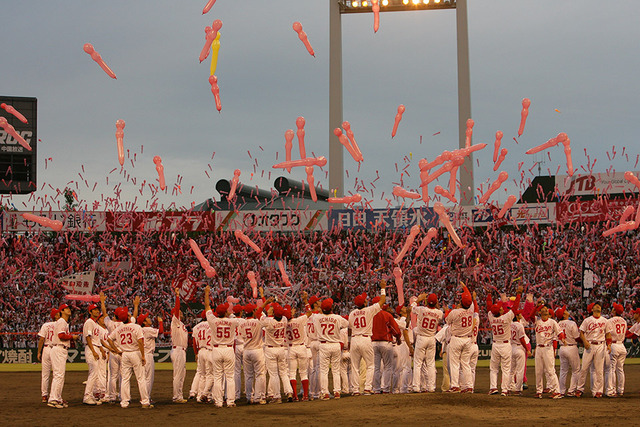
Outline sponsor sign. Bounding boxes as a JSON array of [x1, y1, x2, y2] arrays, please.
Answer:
[[557, 171, 640, 197], [216, 209, 327, 232]]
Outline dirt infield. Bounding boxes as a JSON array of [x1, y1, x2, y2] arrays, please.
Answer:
[[4, 365, 639, 426]]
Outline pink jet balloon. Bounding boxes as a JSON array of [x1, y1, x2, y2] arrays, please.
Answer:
[[603, 221, 636, 237], [115, 120, 125, 166], [518, 98, 531, 137], [306, 166, 318, 202], [562, 138, 573, 176], [464, 118, 474, 148], [334, 128, 360, 161], [394, 224, 420, 264], [292, 22, 315, 57], [393, 266, 404, 306], [447, 156, 465, 195], [247, 271, 258, 298], [65, 294, 101, 302], [189, 238, 217, 278], [278, 261, 293, 287], [83, 43, 117, 79], [620, 205, 635, 225], [478, 171, 509, 204], [153, 156, 166, 191], [372, 0, 380, 33], [202, 0, 217, 14], [392, 185, 421, 200], [208, 75, 222, 112], [493, 131, 503, 163], [418, 162, 430, 203], [234, 229, 262, 253], [284, 129, 294, 172], [493, 148, 508, 171], [200, 20, 222, 63], [0, 103, 27, 123], [328, 194, 362, 204], [227, 169, 241, 200], [273, 156, 327, 170], [0, 117, 31, 151], [391, 105, 405, 138], [21, 213, 63, 232], [342, 121, 363, 161], [526, 132, 568, 155], [295, 116, 307, 159], [434, 185, 457, 204], [497, 194, 518, 219], [624, 171, 640, 191], [415, 227, 438, 258], [433, 202, 463, 248], [420, 162, 454, 187]]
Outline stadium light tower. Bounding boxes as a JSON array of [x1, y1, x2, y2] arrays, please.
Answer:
[[329, 0, 473, 205]]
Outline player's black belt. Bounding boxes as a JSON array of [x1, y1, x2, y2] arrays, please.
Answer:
[[172, 346, 186, 350], [537, 344, 550, 347], [590, 341, 603, 345], [267, 345, 284, 348], [212, 344, 233, 348]]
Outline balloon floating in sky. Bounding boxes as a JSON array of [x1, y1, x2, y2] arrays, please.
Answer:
[[292, 22, 315, 57], [394, 224, 420, 264], [153, 155, 166, 191], [393, 266, 404, 306], [497, 194, 518, 219], [200, 20, 222, 63], [0, 103, 27, 123], [21, 213, 63, 232], [415, 227, 438, 258], [66, 294, 101, 302], [493, 148, 508, 171], [478, 171, 509, 204], [296, 117, 307, 159], [284, 129, 294, 172], [328, 194, 362, 205], [273, 156, 327, 170], [392, 185, 420, 200], [433, 202, 463, 248], [234, 229, 262, 253], [247, 271, 258, 298], [526, 132, 573, 176], [391, 105, 405, 138], [228, 169, 241, 201], [209, 32, 221, 76], [464, 118, 474, 148], [202, 0, 217, 14], [83, 43, 117, 79], [208, 75, 222, 112], [0, 117, 31, 151], [189, 238, 217, 278], [342, 121, 363, 162], [305, 166, 318, 202], [518, 98, 531, 137], [115, 119, 125, 166], [372, 0, 380, 33], [493, 131, 503, 163]]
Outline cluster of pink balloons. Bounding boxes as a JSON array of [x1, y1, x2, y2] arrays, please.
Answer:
[[334, 121, 363, 162], [200, 19, 223, 63]]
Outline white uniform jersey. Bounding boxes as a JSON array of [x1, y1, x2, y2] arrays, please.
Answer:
[[349, 304, 382, 336], [104, 316, 123, 334], [38, 321, 56, 346], [171, 315, 189, 348], [306, 313, 319, 343], [141, 326, 159, 353], [108, 322, 144, 352], [435, 325, 450, 352], [579, 316, 607, 343], [510, 321, 526, 346], [534, 318, 560, 347], [629, 322, 640, 337], [235, 323, 246, 346], [240, 318, 263, 350], [192, 321, 212, 350], [606, 316, 627, 342], [519, 318, 530, 344], [260, 316, 288, 347], [340, 327, 349, 351], [51, 318, 71, 347], [396, 317, 408, 345], [558, 319, 580, 345], [286, 315, 307, 346], [412, 306, 443, 338], [314, 314, 349, 343], [206, 312, 240, 346], [488, 310, 515, 343], [83, 318, 102, 348], [471, 313, 480, 343], [446, 306, 475, 337]]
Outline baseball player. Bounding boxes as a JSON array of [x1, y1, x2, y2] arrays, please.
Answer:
[[392, 305, 413, 394], [444, 284, 476, 393], [106, 306, 152, 409], [628, 308, 640, 338], [372, 303, 401, 394], [94, 314, 110, 402], [170, 287, 189, 403], [576, 302, 610, 398], [340, 321, 351, 395], [82, 303, 105, 405], [465, 300, 480, 392], [100, 292, 123, 403], [204, 285, 241, 408], [305, 294, 321, 399], [486, 287, 522, 396], [435, 322, 450, 392], [533, 303, 564, 399], [37, 308, 60, 403], [411, 292, 443, 393], [605, 303, 627, 397], [285, 306, 309, 401], [233, 305, 246, 401], [47, 303, 79, 408], [192, 311, 213, 402], [508, 312, 531, 395], [239, 302, 266, 404], [556, 306, 581, 396], [136, 311, 163, 402], [261, 303, 293, 403], [348, 280, 386, 395], [314, 298, 349, 399]]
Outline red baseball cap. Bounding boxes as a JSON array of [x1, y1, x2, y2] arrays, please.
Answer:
[[354, 293, 367, 307], [114, 307, 129, 321], [216, 303, 228, 317], [273, 305, 285, 318], [587, 303, 595, 313], [613, 303, 624, 315], [283, 307, 292, 320], [427, 293, 438, 306], [633, 308, 640, 316], [490, 303, 502, 316], [460, 287, 472, 308], [50, 308, 59, 320], [395, 305, 404, 316], [200, 310, 207, 319], [371, 296, 381, 304], [87, 304, 98, 312], [555, 307, 565, 319], [308, 295, 320, 307], [321, 298, 334, 311], [137, 313, 149, 325], [233, 305, 244, 315], [58, 304, 69, 311], [244, 303, 256, 316]]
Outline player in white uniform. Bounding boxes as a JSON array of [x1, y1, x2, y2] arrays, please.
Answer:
[[285, 306, 309, 401], [411, 293, 443, 393], [107, 307, 152, 409], [82, 303, 104, 405], [533, 304, 564, 399], [136, 311, 162, 402], [314, 298, 349, 399], [167, 288, 188, 403], [508, 312, 531, 395], [239, 303, 266, 404], [232, 305, 245, 401], [605, 303, 627, 397], [93, 315, 110, 402], [204, 286, 241, 408], [444, 284, 476, 393], [465, 309, 480, 392], [37, 308, 60, 403], [486, 287, 521, 396], [261, 303, 293, 403], [576, 302, 610, 398], [340, 323, 351, 395], [100, 292, 123, 403], [393, 306, 413, 394], [555, 306, 581, 396], [192, 312, 213, 402], [47, 304, 79, 408], [305, 295, 321, 399], [348, 281, 386, 395], [435, 323, 450, 392]]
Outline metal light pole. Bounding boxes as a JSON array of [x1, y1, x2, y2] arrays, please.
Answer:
[[329, 0, 344, 199]]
